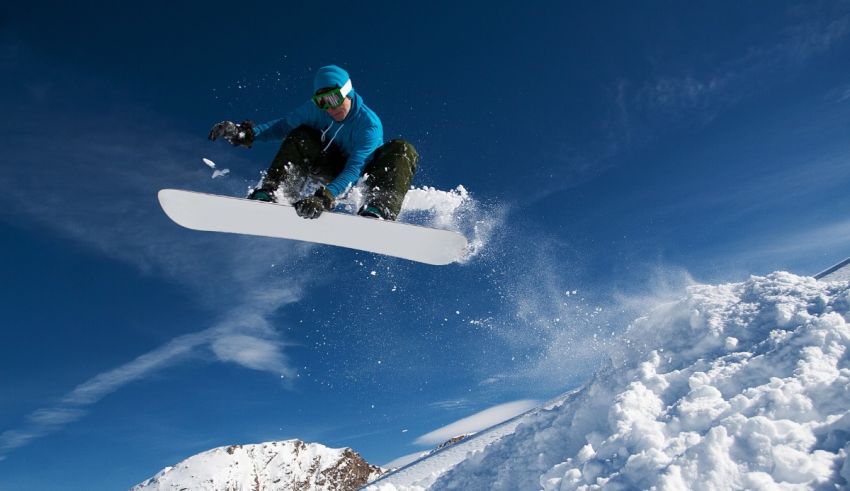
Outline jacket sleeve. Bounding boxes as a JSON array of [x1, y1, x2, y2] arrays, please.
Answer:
[[252, 101, 317, 142], [325, 124, 383, 197]]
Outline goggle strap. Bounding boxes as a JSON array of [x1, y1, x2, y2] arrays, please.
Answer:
[[339, 79, 352, 98]]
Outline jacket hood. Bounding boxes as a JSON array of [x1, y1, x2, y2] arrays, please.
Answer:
[[313, 65, 353, 95]]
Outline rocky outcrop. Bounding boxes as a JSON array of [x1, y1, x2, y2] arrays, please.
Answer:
[[132, 439, 385, 491]]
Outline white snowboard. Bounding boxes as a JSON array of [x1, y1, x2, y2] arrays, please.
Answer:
[[158, 189, 468, 266]]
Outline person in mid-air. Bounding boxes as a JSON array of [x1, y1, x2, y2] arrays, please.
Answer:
[[209, 65, 418, 221]]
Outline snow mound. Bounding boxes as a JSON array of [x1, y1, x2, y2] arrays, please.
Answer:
[[414, 272, 850, 490], [133, 439, 384, 491]]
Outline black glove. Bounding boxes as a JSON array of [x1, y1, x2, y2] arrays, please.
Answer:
[[208, 120, 255, 148], [294, 188, 335, 219]]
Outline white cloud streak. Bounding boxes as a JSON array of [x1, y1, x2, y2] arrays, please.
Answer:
[[61, 332, 212, 406], [2, 332, 203, 457], [0, 307, 301, 459], [0, 268, 305, 458], [0, 49, 312, 460], [638, 6, 850, 120], [414, 400, 538, 446], [427, 399, 476, 412], [717, 217, 850, 273], [211, 334, 290, 373]]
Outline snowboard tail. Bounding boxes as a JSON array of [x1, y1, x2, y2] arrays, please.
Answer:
[[158, 189, 468, 266]]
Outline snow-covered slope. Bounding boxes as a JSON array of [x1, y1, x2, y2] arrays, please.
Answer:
[[132, 439, 384, 491], [368, 396, 572, 489], [371, 272, 850, 490]]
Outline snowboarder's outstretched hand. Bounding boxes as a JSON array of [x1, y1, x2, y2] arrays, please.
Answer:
[[208, 120, 255, 148], [294, 188, 335, 219]]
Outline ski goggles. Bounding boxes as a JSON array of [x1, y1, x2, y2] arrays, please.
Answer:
[[312, 79, 353, 110]]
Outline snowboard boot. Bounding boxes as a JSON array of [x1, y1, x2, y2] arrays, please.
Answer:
[[248, 187, 277, 203], [358, 204, 388, 220]]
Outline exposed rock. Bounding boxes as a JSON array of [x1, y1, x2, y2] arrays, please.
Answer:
[[132, 439, 385, 491]]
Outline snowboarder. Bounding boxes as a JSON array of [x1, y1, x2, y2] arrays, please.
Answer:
[[208, 65, 418, 221]]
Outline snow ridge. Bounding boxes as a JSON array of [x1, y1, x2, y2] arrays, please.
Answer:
[[132, 439, 384, 491], [423, 272, 850, 490]]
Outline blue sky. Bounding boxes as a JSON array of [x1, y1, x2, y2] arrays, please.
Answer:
[[1, 1, 850, 489]]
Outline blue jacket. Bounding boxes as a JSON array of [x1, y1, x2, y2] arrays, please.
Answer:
[[252, 92, 384, 197]]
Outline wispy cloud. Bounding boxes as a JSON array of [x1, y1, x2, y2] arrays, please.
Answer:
[[427, 399, 476, 412], [632, 12, 848, 125], [784, 4, 850, 62], [1, 332, 206, 459], [637, 5, 850, 122], [211, 334, 290, 373], [0, 46, 313, 460], [0, 304, 301, 460], [649, 149, 850, 232], [530, 6, 850, 207], [760, 218, 850, 257], [414, 400, 538, 446], [836, 84, 850, 103], [717, 217, 850, 273]]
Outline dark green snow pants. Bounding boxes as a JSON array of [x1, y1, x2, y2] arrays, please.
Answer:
[[261, 125, 418, 220]]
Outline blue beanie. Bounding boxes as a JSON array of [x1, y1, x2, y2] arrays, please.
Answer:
[[313, 65, 353, 95]]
